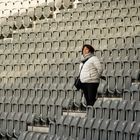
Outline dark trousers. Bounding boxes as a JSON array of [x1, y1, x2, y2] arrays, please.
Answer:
[[82, 83, 99, 106]]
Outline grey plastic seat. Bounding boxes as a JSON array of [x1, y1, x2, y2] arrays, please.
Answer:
[[4, 89, 13, 112], [86, 106, 94, 118], [84, 118, 95, 140], [131, 60, 140, 81], [43, 5, 52, 19], [62, 115, 73, 139], [23, 15, 31, 28], [48, 121, 56, 140], [123, 121, 135, 140], [93, 98, 103, 118], [69, 116, 80, 140], [35, 6, 43, 20], [39, 133, 48, 140], [117, 100, 128, 121], [115, 121, 127, 140], [125, 100, 136, 121], [25, 131, 35, 140], [134, 101, 140, 122], [107, 120, 119, 140], [55, 115, 66, 139], [6, 112, 16, 137], [109, 100, 120, 120], [40, 89, 50, 123], [20, 113, 29, 132], [25, 89, 36, 113], [123, 89, 131, 101], [91, 119, 103, 140], [99, 119, 110, 140], [33, 89, 43, 120], [2, 25, 11, 38], [77, 117, 87, 140], [114, 61, 124, 95], [130, 122, 140, 140], [0, 112, 8, 137], [0, 89, 5, 112], [18, 89, 29, 113], [15, 16, 23, 29], [13, 112, 23, 138], [102, 100, 112, 119], [17, 131, 29, 140]]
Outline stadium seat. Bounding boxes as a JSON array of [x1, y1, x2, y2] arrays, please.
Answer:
[[91, 119, 102, 140], [115, 121, 127, 140], [77, 117, 87, 140], [84, 118, 95, 140], [130, 121, 140, 140], [107, 119, 119, 140], [23, 15, 31, 28], [13, 112, 23, 138], [117, 100, 128, 121], [6, 112, 16, 137], [0, 112, 8, 137], [35, 6, 43, 20], [125, 100, 136, 121], [17, 131, 29, 140], [131, 83, 140, 101], [99, 119, 110, 140], [63, 0, 71, 9], [93, 99, 103, 118], [4, 89, 13, 112], [123, 121, 135, 140], [102, 100, 112, 119], [69, 116, 80, 140], [40, 89, 50, 123], [109, 100, 120, 120], [18, 89, 29, 113]]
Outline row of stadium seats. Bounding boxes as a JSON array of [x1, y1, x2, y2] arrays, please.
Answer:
[[46, 115, 140, 140], [7, 28, 139, 42], [0, 88, 65, 122], [0, 112, 35, 139], [88, 99, 140, 121], [1, 7, 140, 29], [18, 131, 48, 140]]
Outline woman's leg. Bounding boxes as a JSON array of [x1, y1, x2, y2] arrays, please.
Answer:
[[87, 83, 99, 106]]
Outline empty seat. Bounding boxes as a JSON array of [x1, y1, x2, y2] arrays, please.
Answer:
[[117, 100, 128, 121], [6, 112, 16, 137], [69, 116, 80, 140], [130, 122, 140, 140], [77, 117, 87, 140], [13, 112, 23, 138], [102, 100, 112, 119], [84, 118, 95, 140], [134, 101, 140, 122], [0, 112, 8, 137], [125, 100, 136, 121], [99, 119, 110, 140], [115, 121, 127, 140], [86, 106, 94, 118], [109, 100, 120, 120], [93, 98, 103, 118], [91, 119, 103, 140], [107, 119, 119, 140], [123, 121, 135, 140], [17, 131, 29, 140]]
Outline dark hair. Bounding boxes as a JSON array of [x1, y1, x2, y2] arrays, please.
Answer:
[[82, 44, 95, 54]]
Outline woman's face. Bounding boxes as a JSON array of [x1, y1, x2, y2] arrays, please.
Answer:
[[83, 47, 89, 56]]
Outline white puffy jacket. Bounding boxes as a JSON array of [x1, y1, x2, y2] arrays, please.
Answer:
[[79, 56, 103, 83]]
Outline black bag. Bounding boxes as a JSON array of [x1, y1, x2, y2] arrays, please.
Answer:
[[74, 76, 82, 90]]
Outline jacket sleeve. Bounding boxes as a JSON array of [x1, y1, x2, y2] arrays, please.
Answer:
[[93, 57, 103, 76]]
